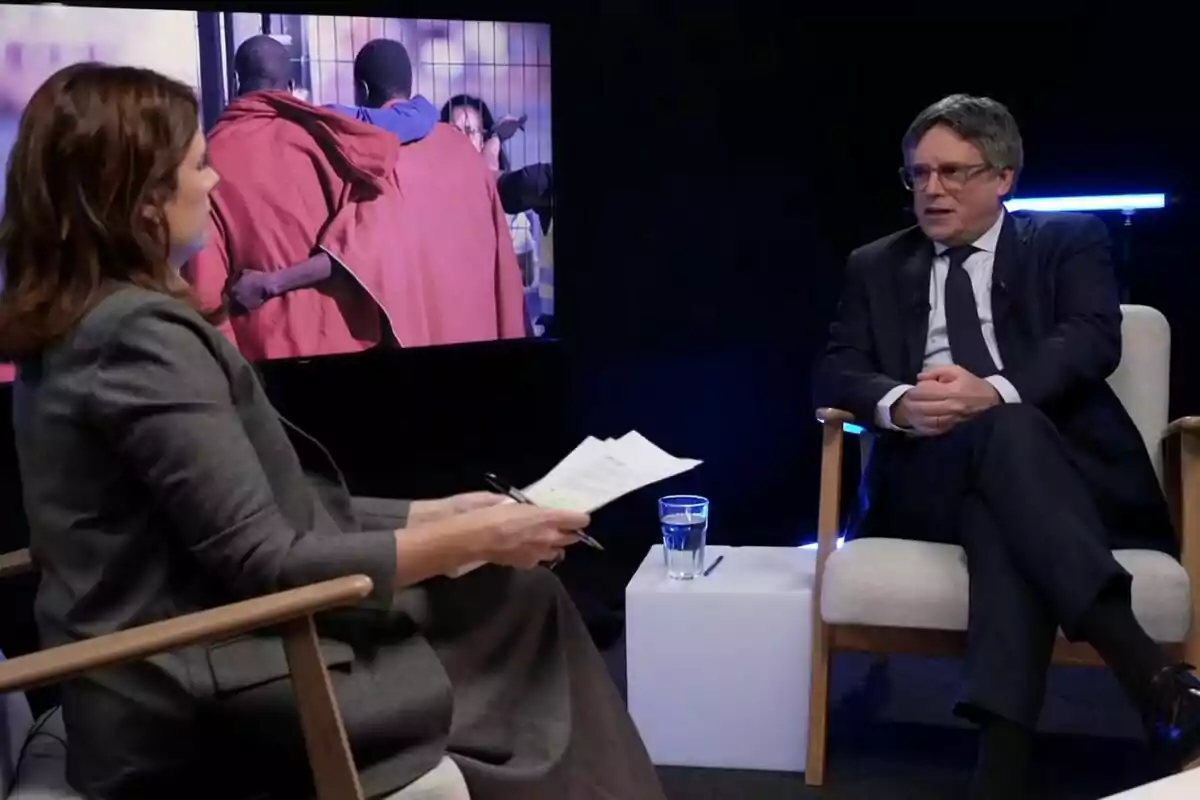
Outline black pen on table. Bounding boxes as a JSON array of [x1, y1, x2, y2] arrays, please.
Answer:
[[702, 555, 725, 577], [484, 473, 605, 551]]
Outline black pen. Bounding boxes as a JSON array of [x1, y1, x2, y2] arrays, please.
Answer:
[[702, 555, 724, 577], [484, 473, 605, 551]]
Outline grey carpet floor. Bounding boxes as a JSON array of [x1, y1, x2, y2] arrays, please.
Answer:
[[602, 640, 1172, 799]]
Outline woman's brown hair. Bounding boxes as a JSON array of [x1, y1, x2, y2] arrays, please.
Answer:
[[0, 62, 210, 360]]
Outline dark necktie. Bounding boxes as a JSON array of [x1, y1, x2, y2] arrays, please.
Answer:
[[943, 245, 997, 376]]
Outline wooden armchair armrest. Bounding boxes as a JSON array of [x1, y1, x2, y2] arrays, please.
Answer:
[[1164, 416, 1200, 666], [0, 574, 373, 694], [1166, 416, 1200, 438], [0, 573, 376, 798], [0, 547, 31, 579], [816, 407, 855, 427], [808, 408, 856, 782], [0, 561, 374, 800], [813, 409, 853, 564]]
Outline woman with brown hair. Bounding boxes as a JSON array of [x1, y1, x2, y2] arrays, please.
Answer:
[[0, 63, 665, 800]]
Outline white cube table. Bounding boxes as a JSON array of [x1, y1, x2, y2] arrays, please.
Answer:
[[625, 545, 816, 772]]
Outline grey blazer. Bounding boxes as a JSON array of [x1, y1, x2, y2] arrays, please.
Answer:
[[12, 286, 444, 798]]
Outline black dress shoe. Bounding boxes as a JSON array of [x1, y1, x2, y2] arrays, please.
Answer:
[[1148, 663, 1200, 770]]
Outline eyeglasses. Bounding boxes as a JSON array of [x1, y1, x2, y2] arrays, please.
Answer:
[[900, 163, 992, 191]]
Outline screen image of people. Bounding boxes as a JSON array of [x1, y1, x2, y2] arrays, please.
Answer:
[[0, 8, 555, 378]]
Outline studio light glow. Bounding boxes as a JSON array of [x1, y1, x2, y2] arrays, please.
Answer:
[[1004, 194, 1166, 213], [801, 538, 844, 551]]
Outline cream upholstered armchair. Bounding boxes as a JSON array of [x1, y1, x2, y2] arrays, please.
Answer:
[[805, 304, 1200, 787], [0, 549, 470, 800]]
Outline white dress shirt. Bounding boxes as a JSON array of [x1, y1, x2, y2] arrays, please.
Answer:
[[876, 212, 1022, 430]]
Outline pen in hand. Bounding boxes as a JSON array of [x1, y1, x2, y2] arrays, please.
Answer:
[[484, 473, 605, 551]]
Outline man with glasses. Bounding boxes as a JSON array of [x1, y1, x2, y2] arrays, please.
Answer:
[[814, 94, 1198, 798]]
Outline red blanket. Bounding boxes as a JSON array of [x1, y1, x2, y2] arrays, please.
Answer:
[[187, 91, 396, 361], [186, 92, 524, 361], [320, 122, 526, 347]]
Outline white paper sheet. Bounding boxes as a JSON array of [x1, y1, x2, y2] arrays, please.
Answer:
[[445, 431, 701, 577], [523, 431, 702, 513]]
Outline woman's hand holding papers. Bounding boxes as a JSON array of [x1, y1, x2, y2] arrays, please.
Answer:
[[395, 504, 589, 584], [449, 504, 591, 570], [408, 492, 507, 525]]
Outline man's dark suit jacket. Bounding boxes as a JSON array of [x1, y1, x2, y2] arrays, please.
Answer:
[[813, 211, 1176, 555]]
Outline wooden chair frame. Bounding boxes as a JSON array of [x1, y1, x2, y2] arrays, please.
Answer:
[[0, 549, 374, 800], [804, 408, 1200, 787]]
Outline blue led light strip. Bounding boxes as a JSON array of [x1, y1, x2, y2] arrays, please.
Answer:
[[1004, 194, 1166, 213]]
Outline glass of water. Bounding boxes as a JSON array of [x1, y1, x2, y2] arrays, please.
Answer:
[[659, 495, 709, 580]]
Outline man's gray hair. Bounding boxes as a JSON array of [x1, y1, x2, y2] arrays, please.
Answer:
[[902, 94, 1024, 182]]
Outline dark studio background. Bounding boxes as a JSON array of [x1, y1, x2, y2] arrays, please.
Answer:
[[1, 2, 1196, 664]]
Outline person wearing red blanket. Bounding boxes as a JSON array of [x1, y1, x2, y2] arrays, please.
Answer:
[[185, 35, 525, 361], [328, 37, 528, 347]]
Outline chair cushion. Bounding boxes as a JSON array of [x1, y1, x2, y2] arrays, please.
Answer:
[[821, 538, 1192, 643], [383, 756, 470, 800], [3, 708, 466, 800], [1108, 305, 1171, 481], [0, 647, 462, 800], [9, 706, 80, 800], [2, 699, 467, 800], [1, 649, 35, 798]]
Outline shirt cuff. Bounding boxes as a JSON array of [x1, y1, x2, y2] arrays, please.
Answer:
[[875, 384, 914, 430], [985, 375, 1022, 404]]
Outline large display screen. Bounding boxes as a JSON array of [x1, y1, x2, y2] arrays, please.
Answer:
[[0, 7, 554, 379]]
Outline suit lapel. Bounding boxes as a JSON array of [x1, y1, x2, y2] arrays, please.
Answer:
[[991, 214, 1025, 367], [898, 239, 934, 380]]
